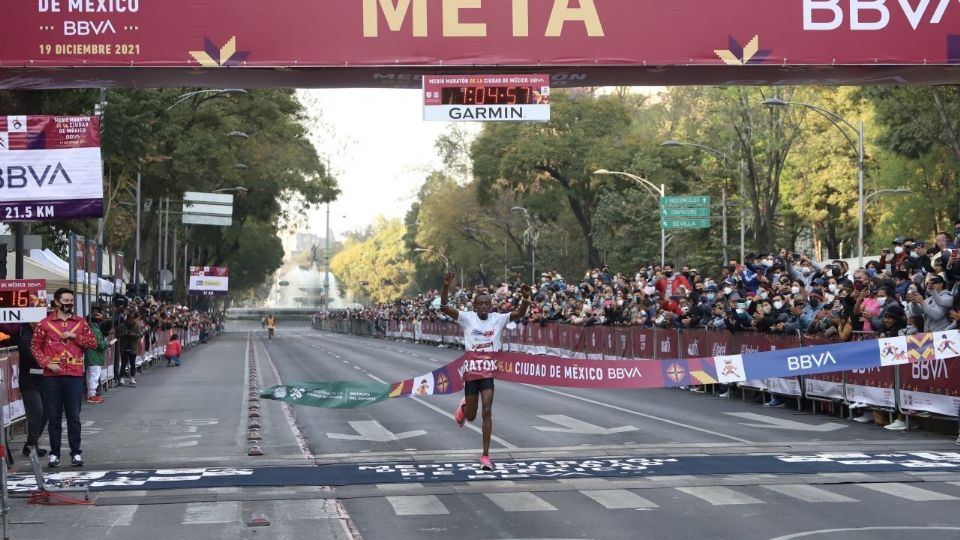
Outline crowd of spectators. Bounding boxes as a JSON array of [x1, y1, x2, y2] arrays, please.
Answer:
[[323, 222, 960, 341]]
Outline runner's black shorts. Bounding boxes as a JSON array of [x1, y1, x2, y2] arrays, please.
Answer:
[[464, 377, 494, 396]]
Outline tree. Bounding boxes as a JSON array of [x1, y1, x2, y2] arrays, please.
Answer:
[[471, 92, 638, 267], [331, 218, 414, 303]]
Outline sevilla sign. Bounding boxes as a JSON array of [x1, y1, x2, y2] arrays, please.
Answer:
[[2, 1, 960, 89]]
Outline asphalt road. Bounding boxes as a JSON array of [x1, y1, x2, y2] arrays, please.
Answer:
[[7, 322, 960, 540]]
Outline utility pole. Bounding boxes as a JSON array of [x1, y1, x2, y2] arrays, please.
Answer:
[[134, 171, 141, 288], [324, 202, 330, 312]]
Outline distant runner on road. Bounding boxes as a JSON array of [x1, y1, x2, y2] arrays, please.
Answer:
[[266, 314, 277, 340], [439, 271, 530, 471]]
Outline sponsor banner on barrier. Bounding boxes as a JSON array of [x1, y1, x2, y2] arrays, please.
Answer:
[[264, 333, 950, 409], [844, 366, 896, 408], [765, 377, 803, 397], [899, 356, 960, 416], [805, 376, 844, 400]]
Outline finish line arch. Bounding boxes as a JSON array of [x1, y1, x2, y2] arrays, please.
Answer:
[[2, 1, 960, 89]]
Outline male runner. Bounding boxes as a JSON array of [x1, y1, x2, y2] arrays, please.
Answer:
[[266, 314, 277, 340], [439, 272, 531, 470]]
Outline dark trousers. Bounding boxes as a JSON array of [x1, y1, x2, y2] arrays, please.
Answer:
[[120, 351, 136, 379], [22, 387, 46, 447], [113, 346, 122, 382], [43, 376, 83, 457]]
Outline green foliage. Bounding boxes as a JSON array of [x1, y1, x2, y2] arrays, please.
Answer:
[[331, 218, 414, 303], [0, 88, 339, 297]]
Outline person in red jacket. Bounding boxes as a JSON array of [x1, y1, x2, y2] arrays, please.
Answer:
[[655, 263, 693, 299], [165, 333, 183, 367], [31, 288, 97, 468]]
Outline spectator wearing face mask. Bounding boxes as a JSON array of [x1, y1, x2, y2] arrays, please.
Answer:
[[908, 275, 953, 332], [655, 263, 692, 300]]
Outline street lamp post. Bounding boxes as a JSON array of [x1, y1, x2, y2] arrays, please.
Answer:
[[762, 98, 867, 267], [594, 170, 666, 267], [661, 140, 740, 263], [510, 207, 539, 284], [414, 247, 450, 269]]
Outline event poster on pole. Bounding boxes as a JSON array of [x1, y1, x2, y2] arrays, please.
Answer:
[[114, 252, 125, 288], [189, 266, 229, 296], [0, 116, 103, 220]]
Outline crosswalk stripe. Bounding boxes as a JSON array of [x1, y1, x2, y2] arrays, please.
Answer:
[[675, 486, 764, 505], [858, 483, 958, 501], [386, 495, 449, 516], [80, 504, 137, 527], [580, 489, 658, 509], [182, 501, 242, 524], [762, 484, 858, 503], [273, 499, 340, 520], [485, 492, 557, 512]]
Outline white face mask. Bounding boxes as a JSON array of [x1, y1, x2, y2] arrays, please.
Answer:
[[801, 267, 812, 275], [910, 251, 920, 259], [723, 287, 733, 295], [828, 283, 838, 293], [773, 301, 784, 310], [825, 293, 835, 303], [761, 259, 774, 267], [894, 246, 904, 255], [876, 296, 887, 306], [791, 286, 801, 295], [759, 291, 769, 300], [655, 315, 664, 324]]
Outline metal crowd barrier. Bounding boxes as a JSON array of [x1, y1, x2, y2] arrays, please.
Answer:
[[313, 318, 960, 424]]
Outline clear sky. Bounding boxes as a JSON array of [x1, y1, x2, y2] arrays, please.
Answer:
[[299, 88, 459, 240]]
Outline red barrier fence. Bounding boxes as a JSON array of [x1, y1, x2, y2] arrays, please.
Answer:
[[317, 319, 960, 420]]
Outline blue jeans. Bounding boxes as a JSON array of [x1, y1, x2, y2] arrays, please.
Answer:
[[43, 376, 83, 457]]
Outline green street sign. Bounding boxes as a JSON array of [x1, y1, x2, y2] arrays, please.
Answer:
[[660, 195, 711, 206], [661, 218, 711, 229], [660, 207, 710, 218]]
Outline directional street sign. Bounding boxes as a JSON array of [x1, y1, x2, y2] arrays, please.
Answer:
[[660, 207, 710, 218], [661, 218, 711, 229], [661, 195, 711, 206]]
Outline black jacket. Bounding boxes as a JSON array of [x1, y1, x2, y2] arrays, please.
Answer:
[[17, 326, 42, 392]]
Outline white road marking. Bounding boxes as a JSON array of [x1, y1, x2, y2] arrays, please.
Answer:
[[182, 501, 241, 524], [366, 373, 518, 449], [485, 492, 557, 512], [769, 526, 960, 540], [257, 339, 314, 460], [676, 486, 764, 505], [762, 484, 858, 503], [533, 414, 638, 435], [467, 480, 516, 488], [724, 412, 847, 432], [523, 385, 751, 443], [80, 504, 137, 527], [581, 489, 658, 509], [327, 420, 427, 442], [386, 495, 449, 516], [273, 499, 339, 520], [377, 483, 423, 491], [857, 482, 958, 501]]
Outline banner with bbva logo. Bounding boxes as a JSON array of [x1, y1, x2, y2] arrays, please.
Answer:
[[0, 115, 103, 221], [261, 330, 960, 409]]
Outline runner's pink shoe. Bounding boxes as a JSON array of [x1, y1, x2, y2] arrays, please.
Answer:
[[480, 455, 493, 471], [454, 398, 466, 427]]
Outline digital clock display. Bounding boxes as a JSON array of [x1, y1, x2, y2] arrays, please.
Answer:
[[0, 290, 34, 308], [442, 86, 535, 105]]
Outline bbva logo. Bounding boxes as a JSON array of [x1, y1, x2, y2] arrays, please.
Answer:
[[787, 351, 837, 371]]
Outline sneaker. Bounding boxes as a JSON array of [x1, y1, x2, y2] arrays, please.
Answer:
[[86, 395, 104, 404], [717, 391, 730, 399], [479, 455, 493, 471], [852, 414, 875, 423], [454, 398, 466, 427], [22, 445, 48, 457], [116, 379, 124, 387], [764, 398, 785, 408], [884, 419, 907, 431], [71, 454, 83, 467], [128, 377, 137, 387], [48, 455, 59, 468]]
